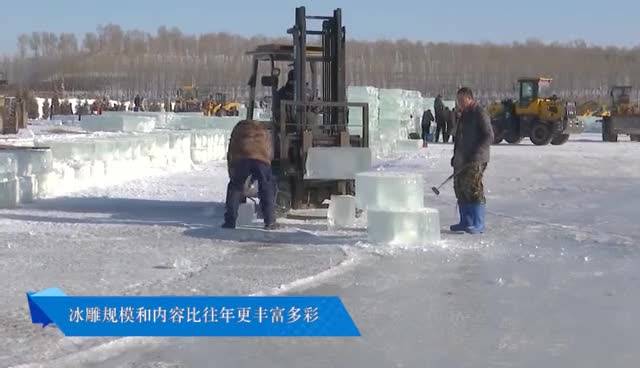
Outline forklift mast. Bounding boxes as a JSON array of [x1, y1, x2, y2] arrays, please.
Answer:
[[289, 6, 346, 128], [245, 7, 370, 210]]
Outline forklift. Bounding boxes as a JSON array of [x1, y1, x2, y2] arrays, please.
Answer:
[[245, 7, 370, 212]]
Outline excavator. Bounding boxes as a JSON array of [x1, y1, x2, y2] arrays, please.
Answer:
[[488, 77, 584, 145], [245, 6, 370, 211], [600, 86, 640, 142]]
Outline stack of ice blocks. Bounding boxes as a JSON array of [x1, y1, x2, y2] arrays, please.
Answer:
[[356, 171, 440, 246], [347, 86, 379, 137]]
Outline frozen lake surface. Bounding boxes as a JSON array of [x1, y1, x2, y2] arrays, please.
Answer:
[[2, 133, 640, 367]]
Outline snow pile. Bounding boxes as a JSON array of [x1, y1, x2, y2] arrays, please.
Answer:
[[356, 171, 440, 246]]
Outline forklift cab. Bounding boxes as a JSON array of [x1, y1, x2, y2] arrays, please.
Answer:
[[246, 44, 324, 125]]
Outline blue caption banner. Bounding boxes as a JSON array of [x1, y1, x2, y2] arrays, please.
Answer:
[[26, 288, 360, 337]]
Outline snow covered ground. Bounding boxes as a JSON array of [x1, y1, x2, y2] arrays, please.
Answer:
[[2, 133, 640, 367]]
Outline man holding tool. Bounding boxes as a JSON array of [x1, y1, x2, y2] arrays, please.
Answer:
[[447, 87, 494, 234]]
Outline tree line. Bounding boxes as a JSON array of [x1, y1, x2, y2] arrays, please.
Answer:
[[2, 24, 640, 103]]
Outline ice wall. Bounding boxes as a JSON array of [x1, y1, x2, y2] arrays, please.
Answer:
[[5, 89, 452, 208], [30, 129, 229, 197], [0, 128, 230, 207]]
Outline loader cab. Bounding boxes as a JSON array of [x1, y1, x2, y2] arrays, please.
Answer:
[[610, 86, 632, 107], [518, 78, 552, 107], [516, 77, 553, 116]]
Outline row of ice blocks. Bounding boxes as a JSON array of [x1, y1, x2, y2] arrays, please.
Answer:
[[80, 112, 243, 133], [31, 129, 229, 197], [80, 114, 156, 133], [0, 149, 53, 207]]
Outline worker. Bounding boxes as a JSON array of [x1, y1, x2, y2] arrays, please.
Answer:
[[273, 69, 296, 124], [449, 87, 494, 234], [222, 119, 278, 230], [449, 107, 458, 143], [133, 94, 142, 112], [421, 109, 434, 147], [443, 106, 452, 142], [434, 94, 446, 142]]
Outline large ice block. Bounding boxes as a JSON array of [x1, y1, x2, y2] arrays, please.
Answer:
[[304, 147, 372, 180], [0, 153, 17, 180], [328, 195, 356, 229], [0, 177, 19, 208], [11, 148, 53, 176], [395, 139, 423, 152], [355, 171, 424, 210], [237, 202, 256, 227], [367, 208, 440, 246], [18, 176, 37, 203]]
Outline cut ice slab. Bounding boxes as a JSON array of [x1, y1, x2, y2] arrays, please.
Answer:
[[237, 202, 256, 227], [80, 114, 156, 133], [305, 147, 372, 180], [328, 195, 356, 229], [0, 177, 19, 208], [355, 171, 424, 211], [0, 153, 17, 179], [395, 139, 423, 152], [12, 148, 53, 176], [367, 208, 440, 246]]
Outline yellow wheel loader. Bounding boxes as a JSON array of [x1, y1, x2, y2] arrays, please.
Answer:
[[489, 77, 584, 145], [601, 86, 640, 142], [174, 85, 201, 113]]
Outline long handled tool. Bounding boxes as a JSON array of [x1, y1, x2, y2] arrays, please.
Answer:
[[431, 173, 456, 195], [431, 163, 470, 195]]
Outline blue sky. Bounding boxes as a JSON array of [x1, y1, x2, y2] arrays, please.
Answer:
[[2, 0, 639, 55]]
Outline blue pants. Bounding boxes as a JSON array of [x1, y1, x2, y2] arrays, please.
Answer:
[[224, 159, 276, 226]]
